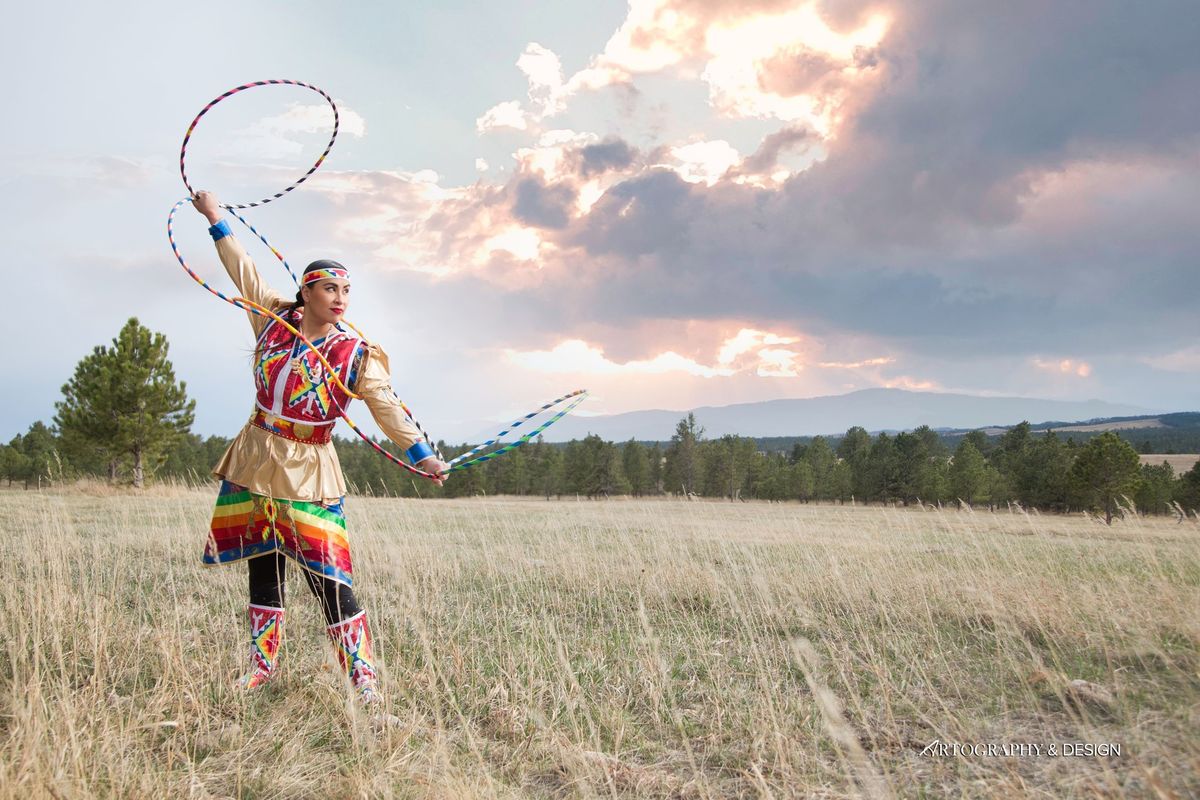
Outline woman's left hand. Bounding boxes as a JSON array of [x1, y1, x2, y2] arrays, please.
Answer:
[[416, 457, 450, 486]]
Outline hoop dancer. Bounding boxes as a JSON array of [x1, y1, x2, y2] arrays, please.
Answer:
[[192, 189, 449, 707]]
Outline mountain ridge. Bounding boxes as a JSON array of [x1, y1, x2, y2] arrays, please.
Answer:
[[473, 388, 1166, 443]]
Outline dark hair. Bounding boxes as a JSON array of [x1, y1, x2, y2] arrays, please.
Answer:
[[283, 288, 305, 320]]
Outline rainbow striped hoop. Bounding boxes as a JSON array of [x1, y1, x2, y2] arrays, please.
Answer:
[[171, 80, 587, 481], [179, 79, 339, 210]]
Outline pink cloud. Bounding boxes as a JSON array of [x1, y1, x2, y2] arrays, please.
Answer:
[[1033, 358, 1093, 378], [818, 356, 894, 369], [478, 0, 891, 137]]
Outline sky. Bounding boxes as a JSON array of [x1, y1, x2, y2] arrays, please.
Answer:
[[4, 0, 1198, 443]]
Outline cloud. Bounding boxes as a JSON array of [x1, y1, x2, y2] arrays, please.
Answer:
[[736, 125, 811, 175], [716, 328, 802, 364], [881, 375, 940, 391], [502, 326, 871, 384], [1142, 347, 1200, 373], [505, 339, 735, 378], [575, 138, 638, 176], [756, 348, 804, 377], [476, 100, 530, 133], [15, 155, 165, 188], [517, 43, 569, 118], [1033, 358, 1093, 378], [515, 129, 603, 181], [227, 102, 365, 160], [818, 357, 894, 369], [483, 226, 546, 262], [661, 140, 741, 186], [699, 3, 889, 130], [479, 0, 890, 137], [512, 177, 577, 229], [278, 0, 1198, 408]]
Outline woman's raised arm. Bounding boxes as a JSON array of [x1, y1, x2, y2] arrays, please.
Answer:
[[192, 190, 288, 337]]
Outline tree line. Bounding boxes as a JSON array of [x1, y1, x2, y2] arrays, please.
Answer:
[[5, 319, 1200, 522]]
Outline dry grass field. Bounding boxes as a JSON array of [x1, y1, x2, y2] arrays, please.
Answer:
[[1138, 455, 1200, 474], [1, 486, 1197, 799]]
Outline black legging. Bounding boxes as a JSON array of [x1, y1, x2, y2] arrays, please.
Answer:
[[248, 551, 362, 626]]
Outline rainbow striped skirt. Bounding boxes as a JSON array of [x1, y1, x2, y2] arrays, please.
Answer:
[[203, 480, 354, 586]]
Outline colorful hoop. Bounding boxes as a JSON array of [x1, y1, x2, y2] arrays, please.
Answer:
[[179, 80, 339, 210]]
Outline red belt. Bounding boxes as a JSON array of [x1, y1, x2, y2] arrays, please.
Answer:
[[250, 408, 334, 444]]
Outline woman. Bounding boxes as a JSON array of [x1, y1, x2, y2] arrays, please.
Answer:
[[192, 190, 449, 707]]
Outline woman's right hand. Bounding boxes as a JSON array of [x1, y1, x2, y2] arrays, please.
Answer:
[[416, 457, 450, 487], [191, 190, 223, 225]]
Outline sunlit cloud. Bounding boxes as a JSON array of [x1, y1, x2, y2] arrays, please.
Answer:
[[818, 357, 895, 369], [515, 129, 600, 180], [476, 100, 530, 133], [517, 42, 568, 118], [756, 348, 803, 377], [882, 375, 940, 391], [702, 5, 889, 131], [663, 139, 741, 186], [504, 339, 735, 377], [506, 326, 820, 380], [592, 0, 691, 76], [1033, 358, 1093, 378], [483, 226, 545, 262], [575, 178, 607, 214], [479, 1, 890, 139], [716, 328, 801, 364]]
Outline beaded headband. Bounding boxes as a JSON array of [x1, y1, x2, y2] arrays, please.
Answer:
[[302, 266, 350, 285]]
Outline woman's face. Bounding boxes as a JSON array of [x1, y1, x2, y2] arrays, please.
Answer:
[[301, 279, 350, 326]]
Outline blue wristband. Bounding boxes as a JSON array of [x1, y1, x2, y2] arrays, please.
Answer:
[[406, 440, 435, 465], [208, 219, 232, 241]]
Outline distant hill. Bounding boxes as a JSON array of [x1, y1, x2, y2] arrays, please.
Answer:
[[478, 388, 1162, 443]]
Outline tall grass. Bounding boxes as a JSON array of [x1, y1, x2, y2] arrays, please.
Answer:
[[1, 487, 1196, 798]]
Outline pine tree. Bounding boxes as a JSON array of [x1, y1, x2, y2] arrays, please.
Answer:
[[803, 436, 836, 500], [55, 344, 122, 477], [563, 434, 621, 498], [1176, 462, 1200, 513], [865, 433, 901, 503], [55, 318, 195, 488], [701, 435, 755, 500], [648, 444, 664, 495], [949, 439, 986, 506], [837, 426, 872, 500], [0, 440, 25, 486], [525, 436, 564, 500], [961, 429, 992, 456], [791, 460, 815, 502], [622, 439, 650, 496], [13, 422, 59, 489], [664, 413, 703, 496], [1070, 431, 1142, 524], [1020, 433, 1074, 511], [1134, 462, 1176, 515]]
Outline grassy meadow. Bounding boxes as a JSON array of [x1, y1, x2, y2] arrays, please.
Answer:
[[1, 485, 1197, 798]]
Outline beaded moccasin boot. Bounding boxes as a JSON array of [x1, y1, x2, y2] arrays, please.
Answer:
[[236, 603, 285, 689], [325, 610, 382, 705]]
